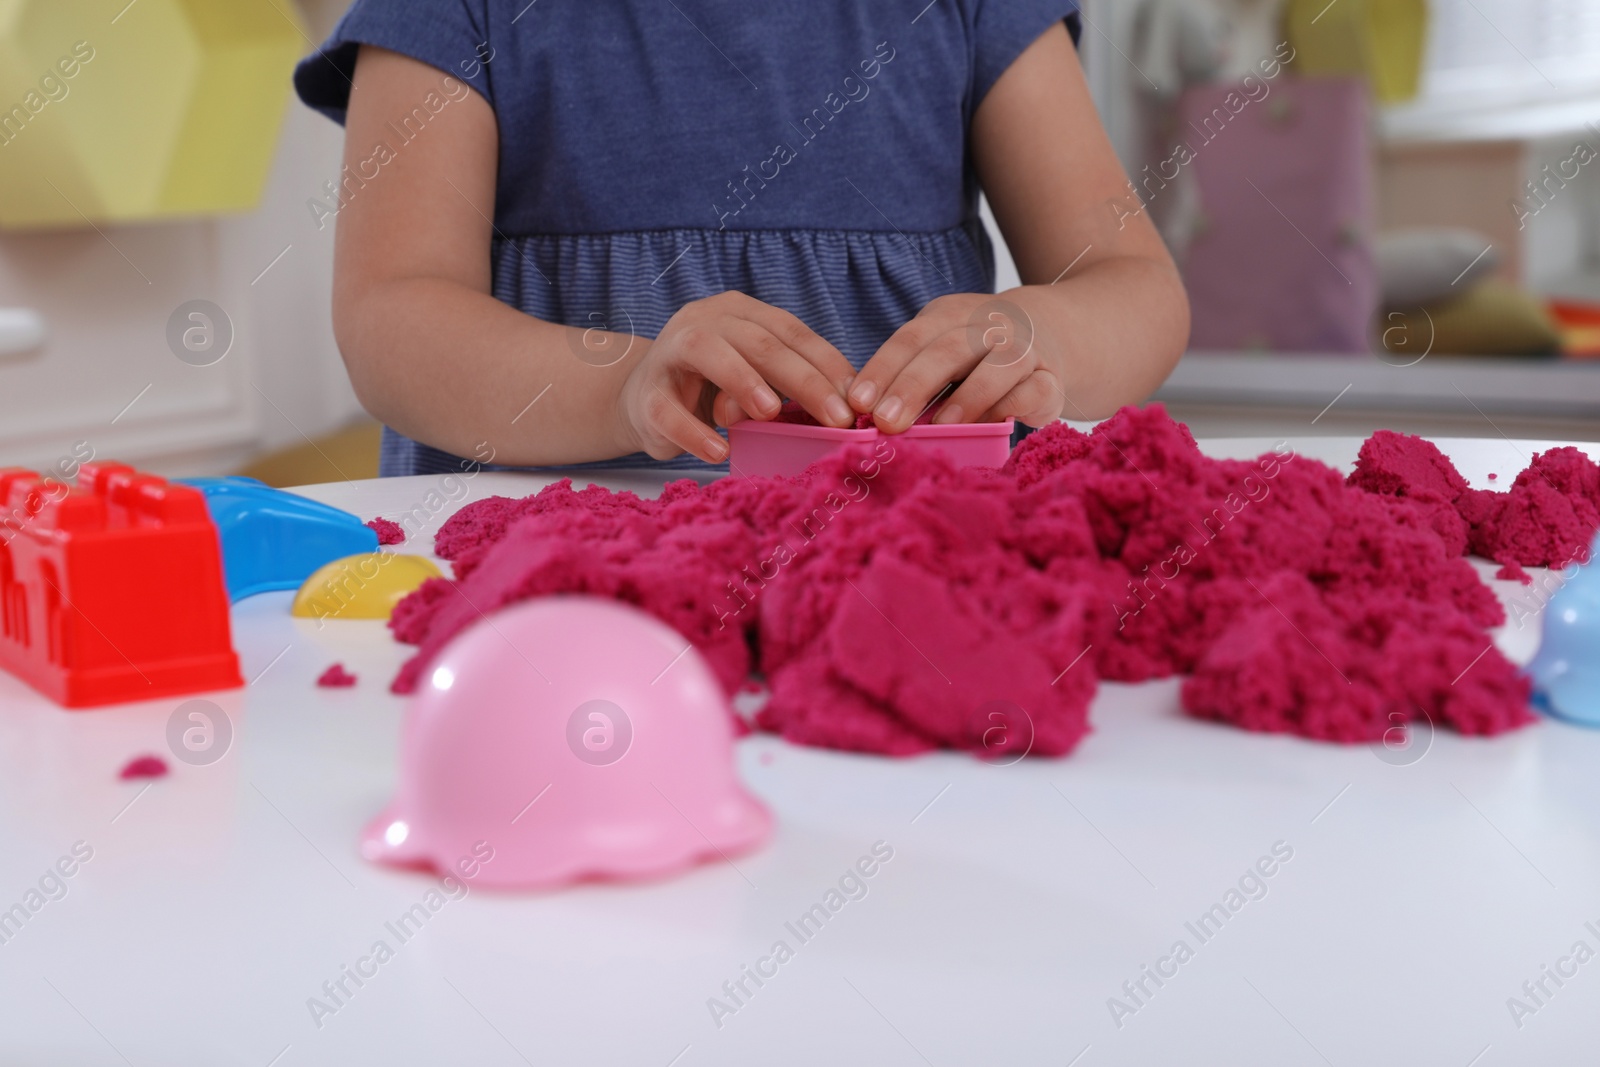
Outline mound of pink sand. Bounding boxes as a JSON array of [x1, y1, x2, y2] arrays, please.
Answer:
[[119, 755, 169, 780], [1349, 430, 1598, 570], [317, 663, 358, 688], [366, 517, 406, 545], [386, 407, 1599, 757]]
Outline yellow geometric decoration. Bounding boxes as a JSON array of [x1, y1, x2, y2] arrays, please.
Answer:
[[0, 0, 306, 229], [1284, 0, 1429, 105], [292, 554, 445, 623]]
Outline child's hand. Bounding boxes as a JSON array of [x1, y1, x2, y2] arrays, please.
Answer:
[[849, 293, 1065, 433], [617, 292, 857, 463]]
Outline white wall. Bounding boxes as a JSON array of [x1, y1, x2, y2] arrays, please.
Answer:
[[1521, 134, 1600, 293], [0, 0, 357, 478]]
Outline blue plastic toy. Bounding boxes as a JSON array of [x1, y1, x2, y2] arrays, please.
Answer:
[[179, 476, 379, 602], [1528, 532, 1600, 726]]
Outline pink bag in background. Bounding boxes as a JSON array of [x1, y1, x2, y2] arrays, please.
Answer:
[[1177, 75, 1379, 353]]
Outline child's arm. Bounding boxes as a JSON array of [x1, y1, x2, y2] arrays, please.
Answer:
[[848, 22, 1189, 431], [332, 47, 857, 467]]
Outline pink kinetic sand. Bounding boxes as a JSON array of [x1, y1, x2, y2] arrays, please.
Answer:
[[772, 400, 875, 429], [317, 663, 358, 687], [1496, 560, 1533, 585], [768, 398, 941, 429], [1351, 431, 1599, 570], [367, 517, 406, 545], [119, 755, 168, 780], [387, 408, 1598, 757]]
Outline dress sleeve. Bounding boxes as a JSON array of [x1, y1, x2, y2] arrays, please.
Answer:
[[971, 0, 1082, 106], [294, 0, 495, 124]]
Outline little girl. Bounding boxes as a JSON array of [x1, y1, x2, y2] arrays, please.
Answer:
[[295, 0, 1187, 476]]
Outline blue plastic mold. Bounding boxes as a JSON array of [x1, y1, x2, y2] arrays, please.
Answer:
[[1527, 532, 1600, 726], [179, 476, 379, 602]]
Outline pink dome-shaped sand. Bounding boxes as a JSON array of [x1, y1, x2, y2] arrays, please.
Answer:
[[362, 596, 771, 888]]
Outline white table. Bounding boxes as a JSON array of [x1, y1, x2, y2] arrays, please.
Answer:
[[1, 436, 1596, 1067]]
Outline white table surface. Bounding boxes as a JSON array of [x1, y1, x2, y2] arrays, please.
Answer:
[[1, 436, 1597, 1067]]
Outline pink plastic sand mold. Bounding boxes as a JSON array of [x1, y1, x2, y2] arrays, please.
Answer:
[[363, 596, 771, 889], [728, 418, 1014, 478]]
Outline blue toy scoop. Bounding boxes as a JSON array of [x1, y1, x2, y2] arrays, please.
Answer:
[[179, 476, 379, 602], [1528, 531, 1600, 726]]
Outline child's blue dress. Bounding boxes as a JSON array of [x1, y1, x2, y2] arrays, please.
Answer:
[[295, 0, 1080, 476]]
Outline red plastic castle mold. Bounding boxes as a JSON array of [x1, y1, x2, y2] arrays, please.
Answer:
[[0, 462, 242, 707]]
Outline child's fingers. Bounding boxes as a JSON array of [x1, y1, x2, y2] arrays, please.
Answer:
[[714, 391, 748, 427], [645, 384, 729, 463], [721, 319, 854, 427], [870, 329, 982, 433], [680, 334, 785, 421], [849, 314, 938, 414], [933, 353, 1031, 425], [735, 299, 857, 392], [982, 368, 1065, 427]]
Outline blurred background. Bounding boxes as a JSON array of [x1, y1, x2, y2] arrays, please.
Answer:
[[0, 0, 1597, 487]]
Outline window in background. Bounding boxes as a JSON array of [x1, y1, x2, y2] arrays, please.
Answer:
[[1390, 0, 1600, 139]]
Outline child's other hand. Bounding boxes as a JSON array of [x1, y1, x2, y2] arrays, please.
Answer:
[[618, 292, 857, 463], [850, 293, 1064, 432]]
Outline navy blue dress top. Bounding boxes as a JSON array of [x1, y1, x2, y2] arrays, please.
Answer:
[[295, 0, 1080, 476]]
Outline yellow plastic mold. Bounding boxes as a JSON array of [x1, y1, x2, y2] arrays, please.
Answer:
[[292, 553, 444, 623], [1284, 0, 1428, 105], [0, 0, 307, 229]]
